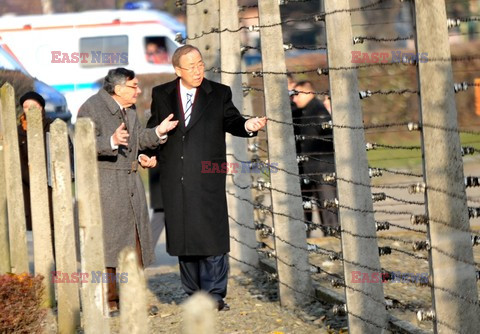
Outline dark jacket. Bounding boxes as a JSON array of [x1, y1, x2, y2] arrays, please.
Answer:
[[147, 78, 254, 256], [293, 97, 334, 178]]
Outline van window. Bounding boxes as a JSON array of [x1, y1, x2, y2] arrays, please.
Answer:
[[0, 46, 27, 73], [144, 37, 174, 65], [79, 35, 129, 67]]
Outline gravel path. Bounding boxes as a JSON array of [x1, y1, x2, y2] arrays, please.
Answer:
[[103, 264, 343, 334]]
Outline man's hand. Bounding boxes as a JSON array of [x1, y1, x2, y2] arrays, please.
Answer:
[[156, 113, 179, 137], [112, 123, 129, 146], [245, 116, 267, 132], [139, 154, 157, 168]]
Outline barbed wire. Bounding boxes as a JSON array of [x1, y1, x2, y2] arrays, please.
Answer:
[[229, 198, 480, 307], [183, 1, 480, 330], [353, 35, 414, 43], [228, 255, 395, 332], [229, 217, 480, 311]]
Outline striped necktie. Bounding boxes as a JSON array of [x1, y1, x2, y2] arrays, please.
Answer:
[[184, 92, 193, 126]]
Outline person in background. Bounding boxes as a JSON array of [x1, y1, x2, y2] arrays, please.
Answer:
[[18, 91, 51, 233], [77, 67, 178, 317], [146, 45, 267, 311], [146, 42, 169, 64], [292, 81, 338, 234]]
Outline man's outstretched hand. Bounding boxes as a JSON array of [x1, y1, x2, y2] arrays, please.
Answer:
[[156, 113, 179, 137], [245, 116, 267, 132]]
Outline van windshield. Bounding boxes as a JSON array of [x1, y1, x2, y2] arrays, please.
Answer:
[[0, 46, 28, 75]]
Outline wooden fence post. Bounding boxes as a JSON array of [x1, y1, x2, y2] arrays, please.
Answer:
[[324, 1, 388, 332], [220, 0, 259, 274], [119, 247, 149, 334], [75, 118, 110, 333], [0, 83, 28, 274], [26, 106, 55, 308], [50, 119, 81, 333], [257, 0, 312, 307], [414, 1, 480, 332]]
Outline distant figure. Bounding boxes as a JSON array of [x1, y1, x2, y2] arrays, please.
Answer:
[[17, 91, 51, 232], [146, 42, 169, 64], [323, 95, 331, 114], [292, 81, 338, 232]]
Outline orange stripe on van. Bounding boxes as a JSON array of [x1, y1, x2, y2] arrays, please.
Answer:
[[0, 20, 165, 32]]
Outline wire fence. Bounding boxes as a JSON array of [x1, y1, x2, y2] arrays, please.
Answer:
[[182, 0, 480, 332]]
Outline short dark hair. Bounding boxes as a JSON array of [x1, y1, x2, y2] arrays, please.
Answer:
[[103, 68, 135, 95], [294, 80, 315, 91], [19, 91, 45, 109], [172, 44, 201, 68]]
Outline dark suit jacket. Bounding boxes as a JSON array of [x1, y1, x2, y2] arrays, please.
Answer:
[[147, 78, 254, 256]]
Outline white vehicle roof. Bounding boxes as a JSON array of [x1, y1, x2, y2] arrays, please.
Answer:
[[0, 9, 184, 34]]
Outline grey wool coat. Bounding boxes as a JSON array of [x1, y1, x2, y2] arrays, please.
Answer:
[[146, 78, 255, 257], [78, 89, 163, 267]]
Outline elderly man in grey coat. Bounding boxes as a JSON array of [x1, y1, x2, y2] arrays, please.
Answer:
[[78, 67, 178, 316]]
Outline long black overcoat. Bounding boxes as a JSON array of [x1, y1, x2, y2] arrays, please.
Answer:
[[147, 78, 253, 256]]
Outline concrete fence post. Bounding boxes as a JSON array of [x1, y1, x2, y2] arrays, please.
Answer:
[[414, 1, 480, 332], [182, 292, 216, 334], [324, 1, 388, 332], [26, 106, 55, 308], [0, 97, 10, 274], [75, 118, 109, 333], [186, 0, 221, 83], [257, 0, 312, 307], [220, 0, 259, 274], [119, 247, 149, 334], [50, 119, 81, 333], [0, 83, 28, 274]]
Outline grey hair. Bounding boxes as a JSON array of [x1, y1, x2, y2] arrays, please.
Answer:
[[172, 44, 201, 68], [103, 68, 135, 95]]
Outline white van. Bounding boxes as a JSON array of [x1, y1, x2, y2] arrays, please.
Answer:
[[0, 9, 183, 122]]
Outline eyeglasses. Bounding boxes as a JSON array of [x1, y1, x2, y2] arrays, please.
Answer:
[[123, 85, 140, 90], [178, 62, 205, 73]]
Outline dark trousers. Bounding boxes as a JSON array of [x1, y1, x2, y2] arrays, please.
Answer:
[[106, 227, 143, 309], [302, 181, 338, 227], [178, 254, 229, 302]]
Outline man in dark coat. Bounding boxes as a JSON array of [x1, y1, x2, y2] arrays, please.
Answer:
[[148, 164, 165, 248], [147, 45, 267, 311], [77, 68, 178, 315], [292, 81, 338, 231]]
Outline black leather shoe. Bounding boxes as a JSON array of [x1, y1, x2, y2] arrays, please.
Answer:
[[217, 300, 230, 311], [148, 305, 159, 316], [108, 309, 120, 318]]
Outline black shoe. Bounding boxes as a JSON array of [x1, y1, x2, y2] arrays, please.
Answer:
[[108, 309, 120, 318], [148, 305, 159, 316], [217, 300, 230, 311]]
